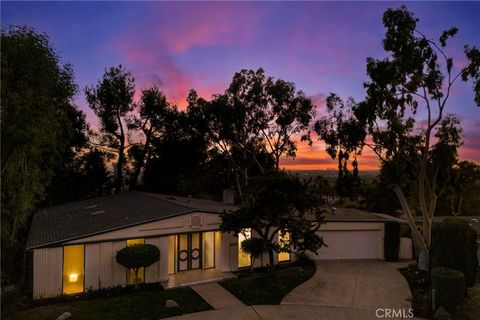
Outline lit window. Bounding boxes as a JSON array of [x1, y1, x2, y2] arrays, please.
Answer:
[[238, 228, 251, 268], [63, 245, 84, 294], [127, 239, 145, 284], [203, 231, 215, 269], [278, 231, 291, 262]]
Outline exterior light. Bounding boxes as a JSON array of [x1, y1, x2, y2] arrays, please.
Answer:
[[69, 273, 78, 282]]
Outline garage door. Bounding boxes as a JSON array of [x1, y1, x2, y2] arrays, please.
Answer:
[[312, 229, 382, 260]]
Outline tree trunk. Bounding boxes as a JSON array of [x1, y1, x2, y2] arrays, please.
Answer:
[[267, 247, 275, 274], [134, 268, 139, 290], [115, 140, 125, 194], [393, 184, 429, 270]]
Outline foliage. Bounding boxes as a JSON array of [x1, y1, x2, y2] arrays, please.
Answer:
[[85, 65, 135, 194], [219, 264, 315, 305], [1, 26, 85, 285], [115, 244, 160, 289], [314, 6, 480, 270], [399, 265, 432, 318], [431, 218, 478, 287], [384, 222, 401, 262], [220, 171, 325, 273], [5, 287, 211, 320], [431, 267, 465, 311], [240, 238, 267, 269]]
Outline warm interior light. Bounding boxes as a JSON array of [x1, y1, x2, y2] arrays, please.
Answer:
[[69, 273, 78, 283]]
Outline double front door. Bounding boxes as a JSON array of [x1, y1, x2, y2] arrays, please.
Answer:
[[177, 232, 202, 271]]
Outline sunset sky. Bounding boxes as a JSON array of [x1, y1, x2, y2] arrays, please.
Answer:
[[2, 1, 480, 170]]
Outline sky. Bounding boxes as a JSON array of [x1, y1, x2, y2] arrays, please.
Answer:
[[2, 1, 480, 170]]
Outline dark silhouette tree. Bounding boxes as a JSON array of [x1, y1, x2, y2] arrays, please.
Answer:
[[240, 237, 267, 270], [315, 6, 480, 270], [1, 26, 85, 285], [220, 171, 325, 274], [85, 65, 135, 194]]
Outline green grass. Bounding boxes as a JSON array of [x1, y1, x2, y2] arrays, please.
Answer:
[[4, 287, 212, 320], [219, 264, 316, 305]]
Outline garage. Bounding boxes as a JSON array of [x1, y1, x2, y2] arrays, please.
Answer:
[[308, 208, 395, 260]]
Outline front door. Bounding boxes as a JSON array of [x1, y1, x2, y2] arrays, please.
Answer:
[[177, 233, 202, 271]]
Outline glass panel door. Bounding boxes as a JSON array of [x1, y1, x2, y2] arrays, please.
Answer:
[[203, 231, 215, 269], [178, 234, 189, 271], [190, 233, 201, 269]]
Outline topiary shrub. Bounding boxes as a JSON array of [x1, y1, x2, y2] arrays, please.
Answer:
[[116, 244, 160, 289], [431, 267, 465, 311], [384, 221, 400, 261], [431, 218, 478, 287], [241, 237, 267, 270]]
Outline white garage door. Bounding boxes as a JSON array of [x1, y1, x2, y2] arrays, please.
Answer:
[[312, 229, 382, 260]]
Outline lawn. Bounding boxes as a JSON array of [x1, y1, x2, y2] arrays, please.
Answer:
[[4, 287, 212, 320], [219, 264, 316, 305]]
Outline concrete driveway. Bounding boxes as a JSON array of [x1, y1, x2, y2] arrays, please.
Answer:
[[279, 260, 412, 319], [167, 260, 413, 320]]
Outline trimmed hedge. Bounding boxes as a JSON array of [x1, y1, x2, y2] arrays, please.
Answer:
[[431, 267, 465, 311], [384, 221, 400, 261], [431, 218, 478, 287]]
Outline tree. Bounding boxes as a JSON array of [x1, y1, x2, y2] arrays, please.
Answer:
[[85, 65, 135, 194], [128, 86, 171, 189], [315, 7, 480, 270], [220, 171, 325, 273], [1, 26, 84, 285], [240, 237, 267, 270], [115, 244, 160, 290]]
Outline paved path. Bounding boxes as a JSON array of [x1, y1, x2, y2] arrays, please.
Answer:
[[167, 260, 414, 320], [191, 282, 245, 309]]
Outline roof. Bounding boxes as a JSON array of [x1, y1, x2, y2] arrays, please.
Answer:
[[322, 207, 399, 223], [27, 192, 237, 250]]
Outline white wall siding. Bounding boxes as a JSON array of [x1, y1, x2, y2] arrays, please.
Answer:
[[112, 241, 126, 286], [99, 242, 113, 288], [145, 237, 169, 283], [33, 247, 62, 299], [85, 244, 101, 290]]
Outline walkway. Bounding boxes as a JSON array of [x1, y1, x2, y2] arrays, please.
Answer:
[[191, 282, 245, 309]]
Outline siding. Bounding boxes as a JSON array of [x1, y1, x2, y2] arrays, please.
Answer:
[[145, 237, 169, 283], [33, 247, 62, 299]]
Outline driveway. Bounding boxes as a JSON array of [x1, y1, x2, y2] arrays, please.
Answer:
[[279, 260, 412, 319], [167, 260, 413, 320]]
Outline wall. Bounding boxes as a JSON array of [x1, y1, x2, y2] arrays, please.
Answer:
[[33, 247, 62, 299]]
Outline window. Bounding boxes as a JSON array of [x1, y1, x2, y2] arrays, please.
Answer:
[[278, 231, 291, 262], [126, 238, 145, 284], [203, 231, 215, 269], [63, 245, 84, 294], [238, 228, 251, 268]]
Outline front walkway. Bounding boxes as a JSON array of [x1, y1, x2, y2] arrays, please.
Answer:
[[163, 268, 237, 288], [166, 260, 415, 320], [192, 283, 245, 309]]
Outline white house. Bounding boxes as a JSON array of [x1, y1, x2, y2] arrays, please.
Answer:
[[27, 191, 395, 299]]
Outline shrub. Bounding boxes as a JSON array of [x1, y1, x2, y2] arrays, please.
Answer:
[[384, 221, 400, 261], [241, 238, 267, 269], [116, 244, 160, 289], [294, 252, 315, 266], [431, 267, 465, 311], [431, 218, 478, 287]]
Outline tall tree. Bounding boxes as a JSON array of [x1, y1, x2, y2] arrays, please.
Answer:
[[1, 26, 83, 284], [220, 171, 325, 273], [128, 86, 170, 189], [85, 65, 135, 194], [315, 7, 480, 270]]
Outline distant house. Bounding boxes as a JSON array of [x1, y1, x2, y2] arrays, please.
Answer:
[[27, 192, 397, 299]]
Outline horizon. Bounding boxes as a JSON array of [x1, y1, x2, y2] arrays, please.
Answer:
[[2, 1, 479, 170]]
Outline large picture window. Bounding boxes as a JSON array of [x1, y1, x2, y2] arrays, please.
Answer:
[[238, 228, 251, 268], [63, 245, 84, 295], [126, 238, 145, 284]]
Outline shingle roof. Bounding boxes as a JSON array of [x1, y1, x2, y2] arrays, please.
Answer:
[[27, 192, 237, 249], [322, 207, 399, 222]]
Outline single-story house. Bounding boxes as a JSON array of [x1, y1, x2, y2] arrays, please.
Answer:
[[27, 192, 397, 299]]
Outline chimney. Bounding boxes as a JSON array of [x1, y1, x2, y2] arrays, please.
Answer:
[[222, 189, 235, 205]]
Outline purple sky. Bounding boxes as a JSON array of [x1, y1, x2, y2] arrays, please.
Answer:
[[3, 1, 479, 170]]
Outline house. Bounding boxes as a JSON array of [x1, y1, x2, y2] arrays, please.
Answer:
[[27, 192, 397, 299]]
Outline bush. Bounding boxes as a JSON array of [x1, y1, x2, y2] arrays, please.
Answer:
[[431, 218, 478, 287], [431, 267, 465, 311], [384, 221, 400, 261], [294, 252, 315, 266], [116, 244, 160, 289]]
